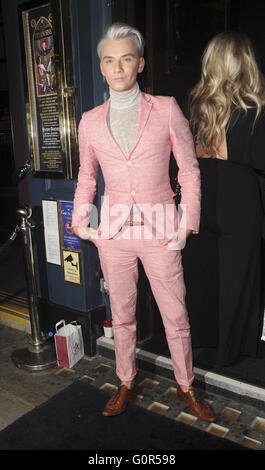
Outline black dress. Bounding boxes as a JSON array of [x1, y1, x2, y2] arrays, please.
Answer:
[[182, 107, 265, 366]]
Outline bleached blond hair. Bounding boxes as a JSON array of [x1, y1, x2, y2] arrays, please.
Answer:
[[97, 22, 145, 59], [190, 31, 265, 155]]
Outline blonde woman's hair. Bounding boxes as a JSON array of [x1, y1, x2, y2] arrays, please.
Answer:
[[190, 31, 265, 156]]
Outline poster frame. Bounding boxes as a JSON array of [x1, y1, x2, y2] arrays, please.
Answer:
[[18, 0, 78, 179]]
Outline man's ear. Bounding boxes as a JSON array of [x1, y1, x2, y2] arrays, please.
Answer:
[[138, 57, 145, 73]]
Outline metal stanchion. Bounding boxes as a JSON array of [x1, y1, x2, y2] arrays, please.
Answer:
[[11, 205, 57, 372]]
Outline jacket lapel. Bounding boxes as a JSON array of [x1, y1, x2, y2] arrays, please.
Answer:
[[128, 92, 152, 158], [102, 98, 124, 158]]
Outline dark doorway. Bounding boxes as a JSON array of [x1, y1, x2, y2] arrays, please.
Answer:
[[0, 0, 28, 305], [0, 1, 17, 243], [112, 0, 265, 110]]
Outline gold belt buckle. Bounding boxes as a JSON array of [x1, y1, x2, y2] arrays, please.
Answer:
[[129, 221, 144, 226]]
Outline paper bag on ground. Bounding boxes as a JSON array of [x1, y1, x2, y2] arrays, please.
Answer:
[[54, 320, 84, 368]]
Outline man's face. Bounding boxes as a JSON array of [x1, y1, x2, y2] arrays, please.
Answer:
[[100, 38, 145, 92]]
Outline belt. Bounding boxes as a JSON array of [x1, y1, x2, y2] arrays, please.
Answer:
[[124, 220, 144, 226]]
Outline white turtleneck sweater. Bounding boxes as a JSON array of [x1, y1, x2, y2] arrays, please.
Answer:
[[107, 82, 143, 225], [107, 82, 139, 158]]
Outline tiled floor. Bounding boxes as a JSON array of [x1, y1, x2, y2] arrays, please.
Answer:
[[0, 324, 265, 450]]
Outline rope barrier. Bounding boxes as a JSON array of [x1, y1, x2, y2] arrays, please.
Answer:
[[1, 157, 57, 370], [15, 162, 30, 184], [0, 225, 21, 261], [0, 161, 30, 261]]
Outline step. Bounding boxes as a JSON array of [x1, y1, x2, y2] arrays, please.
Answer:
[[97, 336, 265, 407]]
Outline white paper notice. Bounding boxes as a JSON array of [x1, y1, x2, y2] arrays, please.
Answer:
[[42, 200, 61, 265]]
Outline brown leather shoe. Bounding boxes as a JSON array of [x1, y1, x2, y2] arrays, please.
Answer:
[[177, 386, 216, 422], [102, 384, 137, 417]]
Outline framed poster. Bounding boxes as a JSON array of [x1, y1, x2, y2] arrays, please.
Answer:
[[19, 0, 78, 178], [42, 199, 61, 265], [59, 200, 81, 250]]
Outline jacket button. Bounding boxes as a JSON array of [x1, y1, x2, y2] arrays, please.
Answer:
[[127, 161, 132, 166], [131, 190, 136, 196]]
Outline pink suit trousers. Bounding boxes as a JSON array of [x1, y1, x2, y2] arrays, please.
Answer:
[[97, 227, 194, 387]]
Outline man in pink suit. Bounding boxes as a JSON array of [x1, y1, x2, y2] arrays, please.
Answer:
[[72, 23, 215, 421]]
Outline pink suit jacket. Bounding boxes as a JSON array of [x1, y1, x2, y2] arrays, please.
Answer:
[[72, 91, 201, 239]]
